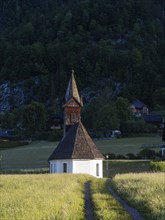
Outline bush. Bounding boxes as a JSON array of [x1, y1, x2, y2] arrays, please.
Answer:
[[150, 161, 165, 172], [116, 154, 126, 159], [126, 119, 157, 134], [33, 131, 52, 140], [48, 130, 63, 141], [126, 153, 137, 159], [137, 149, 157, 159]]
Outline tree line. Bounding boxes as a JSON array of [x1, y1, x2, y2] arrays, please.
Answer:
[[0, 97, 158, 140], [0, 0, 164, 140], [0, 0, 164, 109]]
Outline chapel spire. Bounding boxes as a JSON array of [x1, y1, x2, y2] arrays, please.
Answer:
[[65, 70, 81, 105], [64, 70, 82, 135]]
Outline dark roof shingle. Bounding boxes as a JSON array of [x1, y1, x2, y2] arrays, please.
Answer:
[[48, 122, 104, 160], [132, 100, 145, 109]]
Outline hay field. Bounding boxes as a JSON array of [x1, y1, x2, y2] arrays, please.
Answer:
[[0, 174, 90, 220], [111, 172, 165, 220]]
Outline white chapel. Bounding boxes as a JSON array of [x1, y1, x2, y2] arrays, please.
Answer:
[[48, 71, 104, 178]]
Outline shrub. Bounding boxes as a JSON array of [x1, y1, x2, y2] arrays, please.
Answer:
[[150, 161, 165, 172], [126, 119, 157, 134], [116, 154, 126, 159], [48, 130, 63, 141], [137, 149, 157, 159], [126, 153, 137, 159], [33, 131, 52, 140]]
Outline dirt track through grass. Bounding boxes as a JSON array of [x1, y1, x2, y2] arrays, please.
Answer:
[[85, 181, 94, 220], [106, 180, 145, 220]]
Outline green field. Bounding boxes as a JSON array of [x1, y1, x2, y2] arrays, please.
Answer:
[[0, 136, 164, 220], [0, 174, 132, 220], [104, 160, 151, 177], [0, 135, 163, 171], [96, 136, 163, 155], [1, 173, 164, 220], [0, 174, 90, 220], [111, 173, 165, 220], [0, 141, 56, 170]]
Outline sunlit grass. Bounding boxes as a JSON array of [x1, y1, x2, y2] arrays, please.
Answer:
[[0, 174, 92, 220], [111, 173, 165, 220], [91, 178, 132, 220]]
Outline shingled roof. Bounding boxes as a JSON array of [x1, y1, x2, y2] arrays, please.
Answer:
[[48, 122, 104, 160], [131, 100, 145, 109], [65, 71, 81, 105]]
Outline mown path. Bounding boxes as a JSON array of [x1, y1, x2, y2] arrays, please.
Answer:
[[106, 180, 145, 220], [84, 180, 145, 220], [85, 181, 95, 220]]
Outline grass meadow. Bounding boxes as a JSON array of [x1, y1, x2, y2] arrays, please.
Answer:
[[103, 160, 151, 177], [1, 174, 132, 220], [0, 135, 163, 171], [96, 136, 163, 155], [1, 173, 164, 220], [0, 174, 91, 220], [111, 173, 165, 220], [0, 135, 164, 220]]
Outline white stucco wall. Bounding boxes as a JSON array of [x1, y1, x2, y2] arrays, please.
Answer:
[[49, 159, 103, 178]]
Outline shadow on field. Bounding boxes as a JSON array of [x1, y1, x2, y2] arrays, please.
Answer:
[[103, 160, 150, 178]]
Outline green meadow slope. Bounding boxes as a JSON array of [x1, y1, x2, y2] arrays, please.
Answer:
[[0, 136, 163, 171]]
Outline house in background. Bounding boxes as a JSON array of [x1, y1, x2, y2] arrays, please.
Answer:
[[144, 114, 164, 129], [0, 130, 13, 140], [130, 100, 164, 129], [130, 100, 149, 117], [48, 71, 104, 178], [47, 114, 63, 130]]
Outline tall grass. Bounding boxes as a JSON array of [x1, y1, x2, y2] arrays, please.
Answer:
[[0, 174, 91, 220], [111, 173, 165, 220], [91, 178, 132, 220]]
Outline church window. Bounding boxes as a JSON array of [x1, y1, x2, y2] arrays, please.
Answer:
[[63, 163, 67, 173], [50, 164, 53, 173], [96, 163, 99, 176]]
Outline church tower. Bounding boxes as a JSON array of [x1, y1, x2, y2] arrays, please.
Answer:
[[64, 70, 83, 135], [48, 71, 104, 178]]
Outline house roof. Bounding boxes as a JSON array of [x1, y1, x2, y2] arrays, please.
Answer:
[[0, 130, 12, 139], [48, 122, 104, 160], [65, 71, 82, 106], [131, 100, 145, 109], [144, 114, 163, 123]]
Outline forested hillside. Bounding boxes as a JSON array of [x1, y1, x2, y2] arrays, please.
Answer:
[[0, 0, 164, 108], [0, 0, 165, 141]]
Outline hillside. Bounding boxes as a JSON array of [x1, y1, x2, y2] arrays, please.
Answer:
[[0, 0, 165, 109]]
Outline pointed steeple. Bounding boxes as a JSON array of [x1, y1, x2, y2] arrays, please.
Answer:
[[65, 70, 81, 105]]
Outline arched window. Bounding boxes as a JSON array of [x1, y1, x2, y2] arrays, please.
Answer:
[[63, 163, 67, 173], [96, 163, 99, 176]]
